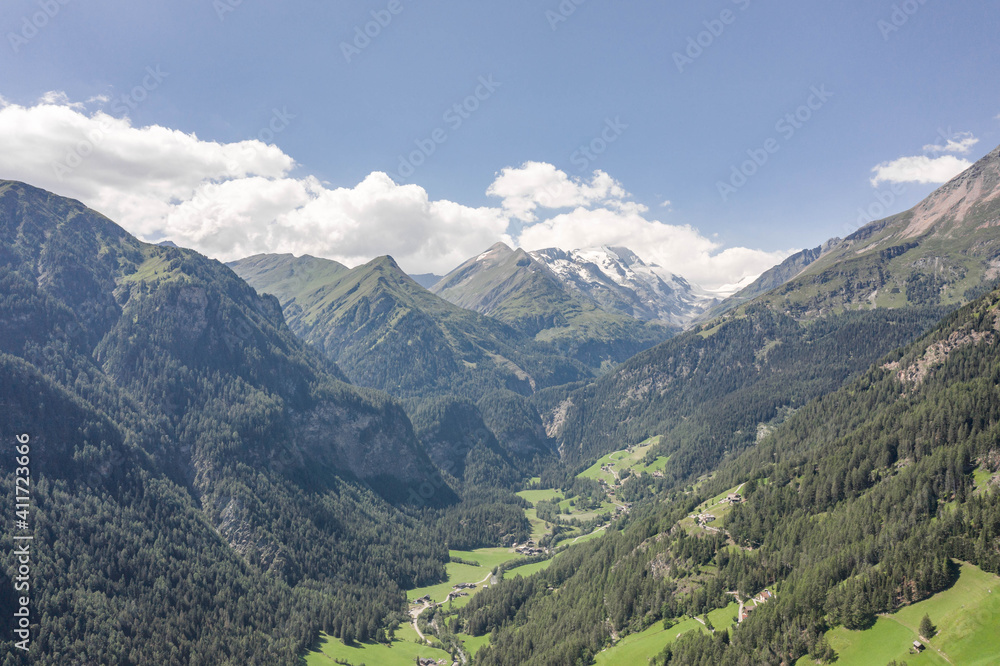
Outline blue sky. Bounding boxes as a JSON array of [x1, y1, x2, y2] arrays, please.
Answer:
[[1, 0, 998, 288]]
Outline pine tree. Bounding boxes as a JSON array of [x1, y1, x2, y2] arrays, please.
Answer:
[[919, 613, 936, 638]]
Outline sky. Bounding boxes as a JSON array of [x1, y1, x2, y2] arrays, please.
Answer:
[[0, 0, 998, 290]]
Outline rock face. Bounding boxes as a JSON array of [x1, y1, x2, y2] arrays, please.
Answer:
[[741, 143, 1000, 317]]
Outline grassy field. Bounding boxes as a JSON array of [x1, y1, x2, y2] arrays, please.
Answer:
[[523, 507, 552, 541], [407, 548, 517, 603], [557, 497, 619, 521], [502, 557, 556, 579], [305, 623, 451, 666], [456, 631, 491, 658], [593, 601, 740, 665], [517, 488, 565, 504], [973, 466, 996, 492], [577, 436, 664, 485], [796, 562, 1000, 666]]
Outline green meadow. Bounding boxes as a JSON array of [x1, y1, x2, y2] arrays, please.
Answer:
[[305, 623, 450, 666], [796, 562, 1000, 666], [593, 601, 741, 665]]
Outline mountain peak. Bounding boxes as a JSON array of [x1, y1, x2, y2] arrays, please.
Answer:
[[364, 255, 404, 272], [527, 246, 712, 326]]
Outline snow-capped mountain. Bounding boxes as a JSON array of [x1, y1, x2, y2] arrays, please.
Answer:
[[528, 246, 717, 327]]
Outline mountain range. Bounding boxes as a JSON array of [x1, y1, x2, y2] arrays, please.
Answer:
[[1, 143, 999, 665]]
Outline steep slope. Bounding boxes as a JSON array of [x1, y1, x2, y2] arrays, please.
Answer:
[[230, 253, 590, 405], [411, 396, 521, 490], [757, 143, 1000, 316], [698, 239, 840, 320], [552, 305, 948, 471], [431, 242, 676, 368], [466, 286, 1000, 666], [530, 246, 713, 326], [0, 180, 452, 663], [551, 147, 1000, 473]]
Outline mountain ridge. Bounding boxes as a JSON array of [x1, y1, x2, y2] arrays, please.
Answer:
[[229, 251, 591, 406], [430, 241, 677, 368]]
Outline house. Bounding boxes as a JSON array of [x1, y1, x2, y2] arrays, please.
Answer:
[[913, 640, 924, 652]]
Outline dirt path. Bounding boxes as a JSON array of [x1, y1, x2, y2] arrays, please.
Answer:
[[411, 568, 497, 648], [573, 525, 606, 543], [879, 616, 954, 665], [410, 600, 431, 644]]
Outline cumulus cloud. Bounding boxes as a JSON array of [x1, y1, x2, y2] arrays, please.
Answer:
[[870, 155, 972, 187], [870, 132, 980, 187], [0, 94, 788, 289], [923, 131, 979, 154], [487, 161, 629, 222], [0, 96, 511, 274]]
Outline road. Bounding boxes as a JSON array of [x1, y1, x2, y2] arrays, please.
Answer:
[[410, 570, 495, 646]]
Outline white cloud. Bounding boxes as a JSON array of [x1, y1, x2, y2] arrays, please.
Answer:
[[870, 155, 972, 187], [515, 205, 791, 290], [0, 98, 510, 274], [660, 200, 672, 208], [0, 95, 787, 289], [923, 131, 979, 154], [487, 161, 629, 222]]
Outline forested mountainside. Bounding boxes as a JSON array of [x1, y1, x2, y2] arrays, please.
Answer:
[[464, 279, 1000, 666], [229, 252, 590, 407], [0, 181, 455, 664], [552, 306, 949, 471], [550, 145, 1000, 474], [431, 242, 676, 368]]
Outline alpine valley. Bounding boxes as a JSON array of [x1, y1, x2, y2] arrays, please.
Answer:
[[1, 143, 999, 666]]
